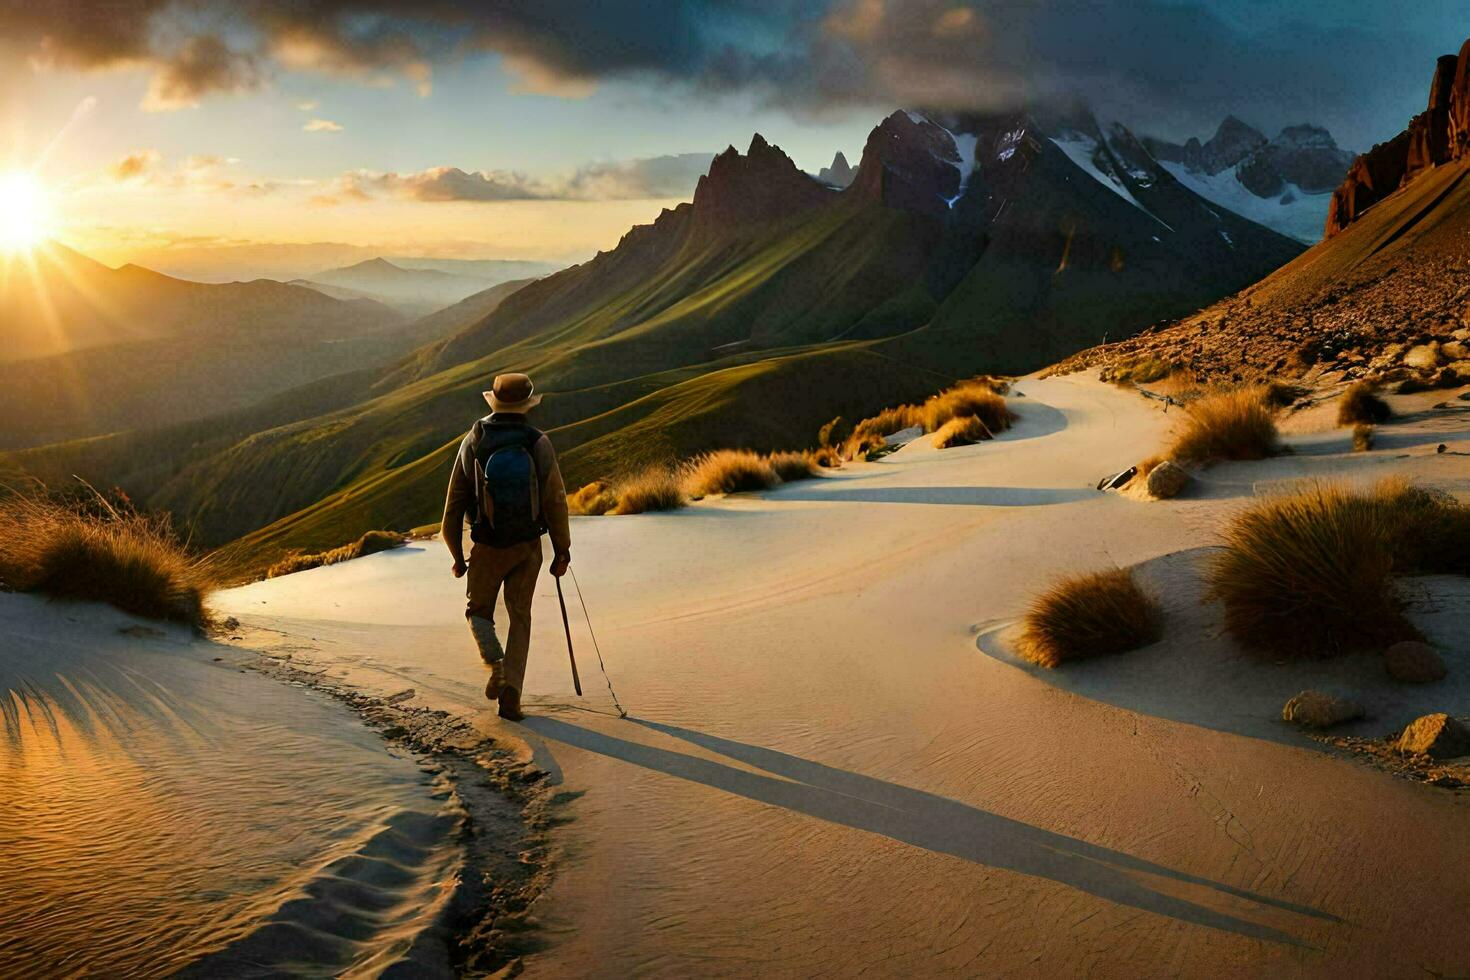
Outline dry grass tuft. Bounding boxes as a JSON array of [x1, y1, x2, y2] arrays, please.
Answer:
[[1169, 388, 1279, 463], [810, 446, 843, 468], [932, 414, 993, 448], [683, 449, 781, 497], [1102, 356, 1176, 386], [0, 492, 215, 626], [842, 379, 1013, 459], [267, 529, 405, 579], [1337, 381, 1391, 426], [610, 467, 688, 514], [1352, 424, 1374, 452], [766, 451, 821, 482], [919, 382, 1012, 434], [1017, 568, 1162, 669], [568, 481, 619, 516], [1204, 480, 1470, 658]]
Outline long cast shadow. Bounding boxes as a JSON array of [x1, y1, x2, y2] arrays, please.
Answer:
[[522, 716, 1339, 947]]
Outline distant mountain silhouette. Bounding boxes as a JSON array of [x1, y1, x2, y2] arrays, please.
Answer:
[[300, 257, 517, 316], [0, 245, 537, 448]]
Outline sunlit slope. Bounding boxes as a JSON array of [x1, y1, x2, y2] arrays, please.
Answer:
[[141, 202, 945, 547], [1239, 157, 1470, 309], [209, 341, 948, 578]]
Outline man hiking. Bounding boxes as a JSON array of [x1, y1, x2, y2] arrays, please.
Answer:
[[443, 373, 571, 721]]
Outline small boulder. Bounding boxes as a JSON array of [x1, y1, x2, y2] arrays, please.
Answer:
[[1384, 640, 1448, 683], [1145, 460, 1189, 499], [1403, 342, 1443, 370], [1282, 690, 1365, 729], [1396, 714, 1470, 758]]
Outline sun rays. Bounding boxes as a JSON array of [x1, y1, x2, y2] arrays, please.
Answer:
[[0, 171, 53, 252]]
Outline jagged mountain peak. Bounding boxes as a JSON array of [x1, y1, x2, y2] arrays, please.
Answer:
[[689, 133, 832, 235], [817, 151, 855, 188]]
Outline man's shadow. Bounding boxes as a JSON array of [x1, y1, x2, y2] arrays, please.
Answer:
[[522, 715, 1341, 948]]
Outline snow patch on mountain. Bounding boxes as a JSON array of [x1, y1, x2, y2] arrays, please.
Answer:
[[1160, 162, 1330, 243], [1050, 136, 1153, 217]]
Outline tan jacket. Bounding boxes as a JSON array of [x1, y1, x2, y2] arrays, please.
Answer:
[[442, 416, 571, 561]]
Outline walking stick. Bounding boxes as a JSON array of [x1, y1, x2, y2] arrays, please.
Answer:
[[555, 577, 583, 696]]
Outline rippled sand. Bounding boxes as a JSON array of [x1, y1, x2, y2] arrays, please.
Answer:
[[0, 595, 462, 977]]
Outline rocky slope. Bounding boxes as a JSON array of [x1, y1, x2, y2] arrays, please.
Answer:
[[1327, 39, 1470, 236], [1145, 117, 1354, 242]]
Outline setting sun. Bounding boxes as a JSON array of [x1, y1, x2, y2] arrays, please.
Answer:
[[0, 171, 52, 251]]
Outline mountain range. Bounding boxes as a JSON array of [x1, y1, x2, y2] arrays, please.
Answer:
[[0, 246, 535, 449], [1144, 116, 1355, 243], [293, 257, 552, 316], [6, 103, 1305, 575], [1058, 38, 1470, 388]]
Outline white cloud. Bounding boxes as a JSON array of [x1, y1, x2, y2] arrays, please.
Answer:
[[303, 118, 343, 132]]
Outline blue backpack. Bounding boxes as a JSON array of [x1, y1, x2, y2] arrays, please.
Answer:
[[469, 419, 545, 546]]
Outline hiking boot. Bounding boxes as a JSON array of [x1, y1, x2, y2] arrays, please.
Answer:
[[498, 687, 525, 722], [484, 663, 505, 702]]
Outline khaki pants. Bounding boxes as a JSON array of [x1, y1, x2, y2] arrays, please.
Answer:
[[465, 537, 543, 694]]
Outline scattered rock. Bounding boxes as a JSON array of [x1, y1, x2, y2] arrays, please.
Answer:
[[1396, 714, 1470, 758], [1438, 443, 1448, 454], [1403, 342, 1443, 370], [1384, 640, 1448, 682], [1144, 459, 1189, 498], [1282, 690, 1365, 728], [220, 616, 241, 632]]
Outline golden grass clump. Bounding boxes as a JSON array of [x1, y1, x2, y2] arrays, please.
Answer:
[[568, 481, 619, 516], [1337, 381, 1391, 426], [919, 382, 1012, 435], [1169, 388, 1279, 463], [267, 529, 405, 578], [1352, 424, 1374, 452], [0, 493, 215, 627], [766, 451, 820, 482], [683, 449, 780, 497], [1203, 481, 1454, 658], [1102, 356, 1176, 386], [932, 414, 993, 448], [1017, 568, 1162, 669], [610, 467, 687, 514], [810, 446, 843, 468]]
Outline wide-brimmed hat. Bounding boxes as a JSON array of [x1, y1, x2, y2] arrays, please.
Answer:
[[484, 373, 542, 413]]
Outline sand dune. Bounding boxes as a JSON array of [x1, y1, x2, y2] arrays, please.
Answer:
[[216, 374, 1470, 976], [0, 594, 465, 977]]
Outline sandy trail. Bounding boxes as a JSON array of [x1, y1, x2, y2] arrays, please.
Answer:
[[220, 375, 1470, 977]]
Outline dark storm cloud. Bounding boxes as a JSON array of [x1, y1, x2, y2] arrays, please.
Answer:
[[1, 0, 1462, 145]]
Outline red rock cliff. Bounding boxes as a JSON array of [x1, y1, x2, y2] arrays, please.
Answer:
[[1326, 38, 1470, 236]]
